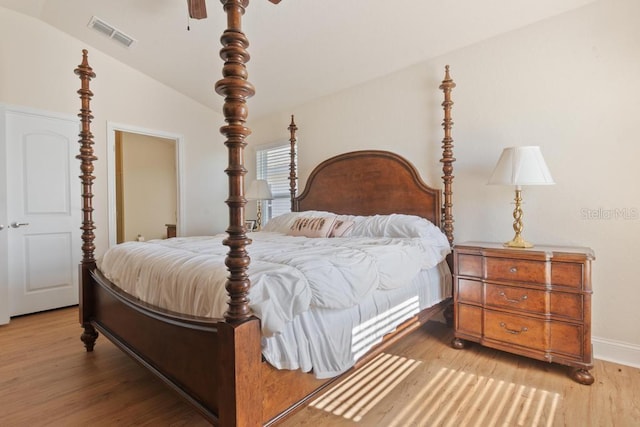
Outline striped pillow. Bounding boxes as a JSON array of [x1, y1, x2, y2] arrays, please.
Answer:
[[287, 216, 336, 238]]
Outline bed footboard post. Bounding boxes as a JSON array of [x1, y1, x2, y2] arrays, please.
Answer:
[[215, 0, 255, 322], [75, 49, 99, 350], [218, 320, 262, 427], [215, 4, 262, 423], [79, 304, 99, 351]]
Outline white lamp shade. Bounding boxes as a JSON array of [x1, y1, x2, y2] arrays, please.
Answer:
[[488, 146, 555, 186], [246, 179, 273, 200]]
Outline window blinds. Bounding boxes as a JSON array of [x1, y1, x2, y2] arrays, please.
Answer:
[[256, 142, 296, 220]]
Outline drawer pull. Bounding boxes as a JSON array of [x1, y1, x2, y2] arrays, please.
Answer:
[[499, 322, 528, 335], [509, 267, 518, 273], [499, 291, 528, 304]]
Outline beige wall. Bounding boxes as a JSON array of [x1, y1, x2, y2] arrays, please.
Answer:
[[251, 0, 640, 365], [0, 7, 229, 258], [120, 132, 177, 242]]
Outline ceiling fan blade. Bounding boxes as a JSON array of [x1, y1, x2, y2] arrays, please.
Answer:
[[187, 0, 207, 19]]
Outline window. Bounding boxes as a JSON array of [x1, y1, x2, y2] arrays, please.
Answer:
[[256, 141, 296, 221]]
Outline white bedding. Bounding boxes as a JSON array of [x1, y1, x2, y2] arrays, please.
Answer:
[[263, 261, 451, 378], [99, 232, 448, 337], [98, 212, 452, 378]]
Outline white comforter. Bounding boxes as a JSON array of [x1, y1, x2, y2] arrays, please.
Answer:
[[99, 232, 448, 336]]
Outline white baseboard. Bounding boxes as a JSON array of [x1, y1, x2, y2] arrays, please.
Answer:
[[593, 336, 640, 369]]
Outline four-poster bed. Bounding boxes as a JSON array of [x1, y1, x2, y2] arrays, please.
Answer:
[[74, 1, 457, 425]]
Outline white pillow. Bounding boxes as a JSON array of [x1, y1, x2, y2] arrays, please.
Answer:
[[350, 214, 441, 239], [349, 214, 452, 267]]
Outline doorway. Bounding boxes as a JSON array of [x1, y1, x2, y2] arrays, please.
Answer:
[[107, 123, 183, 247]]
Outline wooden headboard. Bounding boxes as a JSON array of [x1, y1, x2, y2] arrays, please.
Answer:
[[294, 150, 442, 228]]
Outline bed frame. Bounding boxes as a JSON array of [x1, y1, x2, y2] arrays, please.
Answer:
[[74, 2, 456, 425]]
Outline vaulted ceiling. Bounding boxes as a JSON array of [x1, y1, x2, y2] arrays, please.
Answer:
[[1, 0, 596, 118]]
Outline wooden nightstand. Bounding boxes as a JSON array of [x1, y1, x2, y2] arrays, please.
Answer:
[[452, 242, 595, 385]]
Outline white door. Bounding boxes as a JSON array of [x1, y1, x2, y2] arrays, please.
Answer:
[[3, 107, 80, 318], [0, 108, 8, 324]]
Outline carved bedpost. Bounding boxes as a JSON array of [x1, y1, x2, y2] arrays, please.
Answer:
[[215, 4, 262, 426], [74, 49, 99, 351], [288, 115, 298, 211], [440, 65, 456, 328], [215, 0, 254, 323], [75, 50, 97, 268], [439, 65, 456, 247]]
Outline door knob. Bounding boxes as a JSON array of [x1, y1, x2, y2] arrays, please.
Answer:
[[0, 224, 4, 231], [11, 222, 30, 228]]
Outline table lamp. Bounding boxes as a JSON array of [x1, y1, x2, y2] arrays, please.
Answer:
[[246, 179, 273, 230], [488, 146, 554, 248]]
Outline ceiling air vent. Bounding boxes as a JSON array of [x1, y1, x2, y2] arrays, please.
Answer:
[[87, 16, 136, 48]]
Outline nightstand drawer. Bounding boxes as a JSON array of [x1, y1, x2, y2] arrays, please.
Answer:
[[550, 322, 583, 359], [485, 284, 583, 320], [485, 284, 546, 313], [484, 310, 546, 351], [457, 278, 482, 304], [485, 257, 547, 284], [456, 304, 482, 337], [551, 262, 584, 289], [457, 254, 482, 277], [550, 292, 583, 321]]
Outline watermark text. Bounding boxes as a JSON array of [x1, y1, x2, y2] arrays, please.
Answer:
[[580, 207, 639, 220]]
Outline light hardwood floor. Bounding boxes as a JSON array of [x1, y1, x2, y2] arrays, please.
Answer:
[[0, 307, 638, 426]]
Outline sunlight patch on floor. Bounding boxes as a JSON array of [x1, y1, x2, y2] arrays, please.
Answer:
[[310, 352, 421, 422], [312, 362, 561, 426], [387, 367, 561, 427]]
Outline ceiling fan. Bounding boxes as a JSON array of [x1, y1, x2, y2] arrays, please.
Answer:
[[187, 0, 281, 20]]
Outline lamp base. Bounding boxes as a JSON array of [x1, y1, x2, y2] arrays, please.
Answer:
[[504, 187, 534, 248], [256, 203, 263, 231], [504, 235, 533, 248]]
